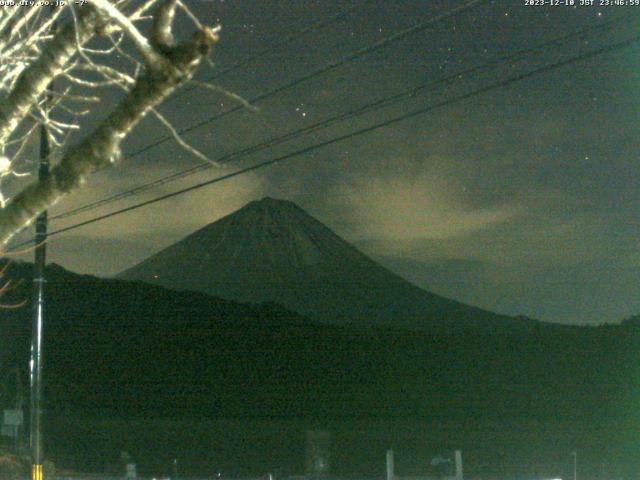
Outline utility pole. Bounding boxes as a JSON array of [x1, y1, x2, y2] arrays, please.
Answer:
[[454, 450, 463, 480], [386, 449, 394, 480], [30, 77, 52, 480], [15, 365, 24, 454], [571, 450, 577, 480]]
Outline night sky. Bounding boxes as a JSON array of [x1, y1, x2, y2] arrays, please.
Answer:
[[9, 0, 640, 325]]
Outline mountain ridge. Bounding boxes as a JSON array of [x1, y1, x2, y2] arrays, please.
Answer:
[[1, 260, 636, 477], [118, 197, 542, 331]]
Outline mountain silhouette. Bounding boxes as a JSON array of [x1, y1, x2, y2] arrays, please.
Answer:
[[1, 261, 636, 477], [119, 197, 537, 331]]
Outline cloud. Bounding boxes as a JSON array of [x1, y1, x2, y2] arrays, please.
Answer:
[[49, 158, 266, 242], [329, 158, 520, 245], [5, 158, 266, 276]]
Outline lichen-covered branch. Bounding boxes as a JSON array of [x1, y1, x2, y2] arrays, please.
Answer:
[[91, 0, 168, 69], [0, 19, 219, 245], [0, 6, 101, 148], [152, 0, 178, 49]]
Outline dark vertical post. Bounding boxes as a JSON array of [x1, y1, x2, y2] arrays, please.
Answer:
[[30, 89, 51, 480]]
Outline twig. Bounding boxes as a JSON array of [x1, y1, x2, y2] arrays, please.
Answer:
[[190, 80, 258, 112], [151, 108, 219, 166]]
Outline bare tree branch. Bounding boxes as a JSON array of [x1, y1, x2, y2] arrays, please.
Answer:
[[0, 6, 102, 148], [90, 0, 168, 69], [0, 4, 220, 245], [151, 107, 219, 165], [191, 80, 258, 112], [152, 0, 178, 49]]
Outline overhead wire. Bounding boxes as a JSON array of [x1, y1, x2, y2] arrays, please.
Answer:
[[10, 32, 635, 250], [51, 13, 637, 222], [50, 0, 489, 219], [170, 1, 369, 102], [2, 0, 489, 248], [118, 0, 487, 162]]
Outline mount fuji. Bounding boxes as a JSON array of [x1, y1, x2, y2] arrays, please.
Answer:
[[118, 197, 538, 331]]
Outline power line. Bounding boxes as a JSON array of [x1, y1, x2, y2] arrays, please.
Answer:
[[19, 33, 635, 248], [52, 13, 636, 221], [120, 0, 487, 161], [53, 0, 486, 212], [171, 1, 369, 102]]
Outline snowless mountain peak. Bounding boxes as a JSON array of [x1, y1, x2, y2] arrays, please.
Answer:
[[250, 196, 296, 207], [234, 196, 315, 225], [118, 198, 537, 331]]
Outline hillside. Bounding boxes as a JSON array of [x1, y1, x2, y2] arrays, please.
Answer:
[[0, 261, 637, 476], [118, 197, 539, 332]]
